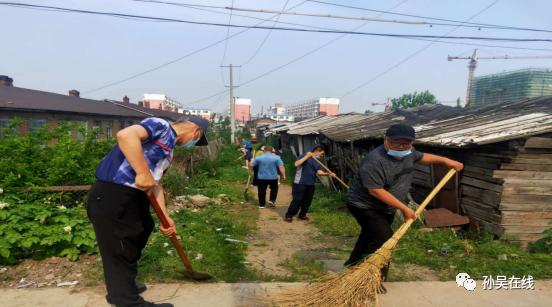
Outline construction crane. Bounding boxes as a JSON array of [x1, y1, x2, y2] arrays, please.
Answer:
[[371, 98, 391, 111], [447, 49, 552, 107]]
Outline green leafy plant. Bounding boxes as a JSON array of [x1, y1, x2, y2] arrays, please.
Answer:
[[0, 194, 96, 264]]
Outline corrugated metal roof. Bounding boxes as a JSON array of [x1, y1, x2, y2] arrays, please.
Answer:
[[270, 97, 552, 147]]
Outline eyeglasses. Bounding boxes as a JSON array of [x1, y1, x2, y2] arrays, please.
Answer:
[[387, 139, 412, 149]]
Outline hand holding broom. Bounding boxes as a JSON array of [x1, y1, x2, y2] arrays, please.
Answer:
[[275, 169, 457, 306]]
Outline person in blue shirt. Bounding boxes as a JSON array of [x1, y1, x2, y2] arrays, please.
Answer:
[[240, 138, 253, 169], [87, 116, 208, 307], [250, 146, 286, 208], [284, 145, 335, 222]]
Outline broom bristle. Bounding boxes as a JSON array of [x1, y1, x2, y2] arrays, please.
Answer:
[[272, 217, 410, 306], [271, 169, 457, 306]]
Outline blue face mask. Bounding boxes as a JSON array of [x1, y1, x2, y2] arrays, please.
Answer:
[[183, 139, 198, 149], [387, 149, 412, 158]]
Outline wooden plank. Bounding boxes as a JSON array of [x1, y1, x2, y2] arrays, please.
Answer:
[[501, 194, 552, 205], [500, 202, 552, 211], [494, 170, 552, 179], [511, 158, 552, 165], [518, 153, 552, 159], [464, 165, 495, 176], [502, 186, 552, 196], [503, 225, 550, 234], [501, 218, 552, 226], [503, 178, 552, 187], [463, 171, 504, 184], [503, 233, 545, 241], [525, 137, 552, 149], [501, 163, 552, 171], [476, 218, 503, 236], [461, 185, 501, 207], [501, 210, 552, 219], [460, 176, 503, 193], [462, 203, 501, 223], [462, 198, 499, 211]]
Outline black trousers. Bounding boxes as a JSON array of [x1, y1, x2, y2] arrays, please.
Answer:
[[285, 184, 315, 218], [345, 204, 395, 280], [87, 181, 154, 307], [257, 179, 278, 205]]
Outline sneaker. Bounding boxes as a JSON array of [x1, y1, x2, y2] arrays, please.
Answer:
[[259, 205, 266, 209], [284, 216, 293, 223], [298, 216, 310, 221], [267, 201, 276, 208]]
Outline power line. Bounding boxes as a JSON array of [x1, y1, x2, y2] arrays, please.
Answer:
[[240, 0, 291, 66], [188, 0, 411, 106], [340, 0, 501, 99], [133, 0, 552, 34], [219, 0, 234, 66], [2, 2, 550, 42], [78, 1, 308, 93], [307, 0, 552, 34], [132, 0, 552, 53]]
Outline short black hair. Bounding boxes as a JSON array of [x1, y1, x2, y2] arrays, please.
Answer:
[[312, 145, 326, 152]]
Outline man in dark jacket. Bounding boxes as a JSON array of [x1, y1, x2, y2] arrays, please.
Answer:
[[345, 124, 463, 293], [284, 145, 335, 222]]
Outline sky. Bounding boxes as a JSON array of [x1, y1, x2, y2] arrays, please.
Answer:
[[2, 0, 552, 114]]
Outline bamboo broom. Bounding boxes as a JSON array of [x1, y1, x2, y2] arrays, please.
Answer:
[[273, 169, 457, 307]]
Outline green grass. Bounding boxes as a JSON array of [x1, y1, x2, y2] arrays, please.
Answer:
[[280, 254, 326, 280], [137, 145, 259, 282], [305, 184, 552, 281]]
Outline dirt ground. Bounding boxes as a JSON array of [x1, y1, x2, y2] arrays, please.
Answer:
[[3, 281, 552, 307], [246, 184, 326, 276], [0, 254, 98, 289]]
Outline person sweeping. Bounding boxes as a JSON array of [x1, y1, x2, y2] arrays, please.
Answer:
[[87, 116, 208, 307], [345, 124, 463, 293], [284, 145, 335, 222]]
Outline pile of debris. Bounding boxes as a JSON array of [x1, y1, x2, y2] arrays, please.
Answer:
[[170, 194, 232, 212]]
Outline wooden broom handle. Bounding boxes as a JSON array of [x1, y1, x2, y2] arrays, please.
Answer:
[[414, 168, 457, 215], [312, 157, 350, 189], [146, 193, 195, 273]]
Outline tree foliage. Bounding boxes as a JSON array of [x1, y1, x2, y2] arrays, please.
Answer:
[[391, 90, 436, 110]]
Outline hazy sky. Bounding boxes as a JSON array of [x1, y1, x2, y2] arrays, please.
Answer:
[[3, 0, 552, 113]]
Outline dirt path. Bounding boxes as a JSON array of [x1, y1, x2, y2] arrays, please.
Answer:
[[246, 184, 325, 276], [3, 281, 552, 307]]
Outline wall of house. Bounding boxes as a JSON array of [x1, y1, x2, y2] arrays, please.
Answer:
[[0, 110, 143, 140]]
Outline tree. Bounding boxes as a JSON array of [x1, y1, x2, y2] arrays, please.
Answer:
[[390, 90, 436, 110], [364, 110, 374, 114]]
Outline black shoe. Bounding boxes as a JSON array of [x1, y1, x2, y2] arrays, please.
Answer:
[[377, 282, 388, 294], [106, 282, 148, 304], [136, 282, 147, 294]]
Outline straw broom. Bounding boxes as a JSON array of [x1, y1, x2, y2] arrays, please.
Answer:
[[273, 169, 457, 307]]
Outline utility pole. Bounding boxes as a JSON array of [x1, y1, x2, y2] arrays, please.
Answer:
[[221, 64, 240, 144]]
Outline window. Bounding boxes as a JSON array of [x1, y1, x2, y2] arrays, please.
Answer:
[[120, 120, 126, 130], [0, 117, 14, 137], [105, 121, 113, 139], [76, 120, 87, 140], [28, 118, 46, 134]]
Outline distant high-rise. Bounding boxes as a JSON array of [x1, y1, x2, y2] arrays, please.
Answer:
[[471, 68, 552, 106], [234, 98, 251, 123], [286, 98, 339, 120]]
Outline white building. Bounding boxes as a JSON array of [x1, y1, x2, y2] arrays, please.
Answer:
[[268, 103, 294, 122], [286, 97, 340, 120]]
